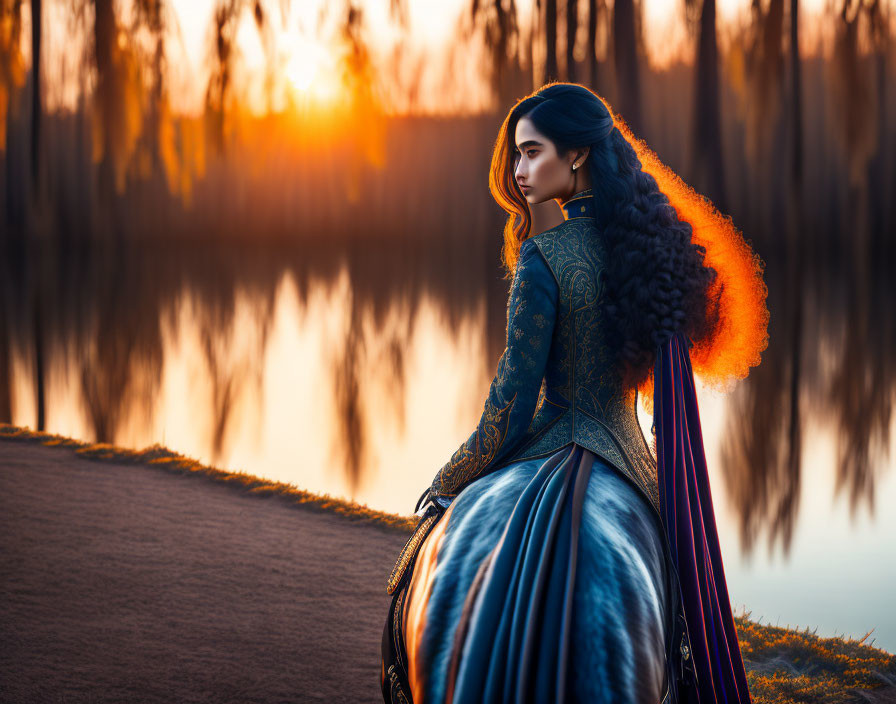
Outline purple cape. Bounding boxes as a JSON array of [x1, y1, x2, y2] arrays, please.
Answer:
[[654, 331, 752, 703]]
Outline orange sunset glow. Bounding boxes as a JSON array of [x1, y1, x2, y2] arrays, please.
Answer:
[[15, 0, 836, 118], [1, 0, 859, 214]]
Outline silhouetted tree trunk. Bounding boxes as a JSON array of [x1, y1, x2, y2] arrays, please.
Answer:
[[0, 265, 10, 421], [205, 0, 273, 154], [866, 0, 890, 252], [30, 0, 40, 197], [612, 0, 642, 133], [691, 0, 728, 211], [566, 0, 577, 81], [93, 0, 115, 200], [143, 0, 166, 174], [789, 0, 802, 189], [784, 0, 803, 496], [4, 0, 26, 240], [29, 0, 45, 430], [544, 0, 558, 82], [468, 0, 521, 109], [587, 0, 599, 88], [32, 290, 45, 430], [742, 0, 784, 236]]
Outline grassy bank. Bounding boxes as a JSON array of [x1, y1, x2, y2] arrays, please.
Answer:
[[0, 423, 417, 532], [735, 612, 896, 702]]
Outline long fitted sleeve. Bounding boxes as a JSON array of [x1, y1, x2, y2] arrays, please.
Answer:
[[429, 238, 559, 500]]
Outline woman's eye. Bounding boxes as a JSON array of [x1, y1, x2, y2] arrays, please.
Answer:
[[527, 150, 537, 158]]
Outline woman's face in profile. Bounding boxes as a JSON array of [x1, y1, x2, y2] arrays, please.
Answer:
[[513, 116, 576, 204]]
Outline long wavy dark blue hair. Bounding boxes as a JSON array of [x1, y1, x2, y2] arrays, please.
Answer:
[[489, 82, 721, 389]]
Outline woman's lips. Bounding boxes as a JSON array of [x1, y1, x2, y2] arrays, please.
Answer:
[[520, 185, 532, 192]]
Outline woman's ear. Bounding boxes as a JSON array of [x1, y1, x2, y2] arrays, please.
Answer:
[[568, 146, 590, 171]]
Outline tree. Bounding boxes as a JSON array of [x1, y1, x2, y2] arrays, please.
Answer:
[[205, 0, 279, 154], [612, 0, 641, 134], [543, 0, 558, 82], [29, 0, 38, 196], [566, 0, 577, 81], [468, 0, 521, 109], [586, 0, 603, 88], [689, 0, 728, 211]]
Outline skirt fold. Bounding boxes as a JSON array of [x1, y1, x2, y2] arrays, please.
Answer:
[[415, 442, 670, 704]]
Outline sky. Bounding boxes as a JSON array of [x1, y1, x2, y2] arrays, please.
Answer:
[[168, 0, 831, 114], [36, 0, 833, 115]]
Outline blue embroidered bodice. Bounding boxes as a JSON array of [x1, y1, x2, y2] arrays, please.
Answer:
[[429, 189, 660, 513]]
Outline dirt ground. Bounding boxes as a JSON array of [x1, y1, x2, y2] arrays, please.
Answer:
[[0, 438, 409, 703]]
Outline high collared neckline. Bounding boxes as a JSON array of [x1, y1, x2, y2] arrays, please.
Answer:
[[560, 188, 594, 221]]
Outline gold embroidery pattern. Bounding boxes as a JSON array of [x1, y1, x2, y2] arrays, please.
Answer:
[[387, 664, 411, 704], [503, 219, 661, 516], [431, 237, 555, 499], [430, 391, 518, 498], [393, 586, 405, 669], [387, 512, 440, 594]]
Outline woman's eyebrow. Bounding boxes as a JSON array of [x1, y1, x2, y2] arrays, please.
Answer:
[[516, 140, 543, 150]]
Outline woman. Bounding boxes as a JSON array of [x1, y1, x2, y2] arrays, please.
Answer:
[[382, 83, 768, 704]]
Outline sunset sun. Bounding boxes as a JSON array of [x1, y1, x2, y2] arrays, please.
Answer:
[[285, 49, 318, 92], [283, 39, 340, 105]]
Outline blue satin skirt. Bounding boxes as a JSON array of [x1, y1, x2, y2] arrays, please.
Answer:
[[412, 443, 672, 704]]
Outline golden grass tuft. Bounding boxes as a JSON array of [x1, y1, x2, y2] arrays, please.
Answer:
[[0, 423, 417, 532], [734, 608, 896, 703]]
